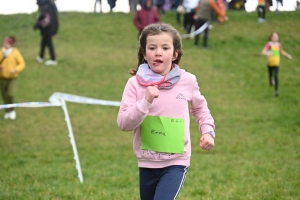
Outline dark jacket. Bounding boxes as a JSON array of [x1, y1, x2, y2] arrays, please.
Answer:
[[34, 2, 58, 37]]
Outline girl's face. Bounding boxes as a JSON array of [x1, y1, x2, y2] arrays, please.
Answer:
[[271, 33, 279, 42], [144, 32, 178, 76], [3, 40, 12, 49]]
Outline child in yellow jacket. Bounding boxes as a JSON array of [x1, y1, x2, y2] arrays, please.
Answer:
[[0, 36, 25, 120]]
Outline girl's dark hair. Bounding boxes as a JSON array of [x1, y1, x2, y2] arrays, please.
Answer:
[[268, 32, 278, 41], [9, 36, 16, 44], [130, 23, 183, 75]]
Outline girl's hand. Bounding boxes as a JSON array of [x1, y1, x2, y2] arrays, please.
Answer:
[[145, 85, 159, 104], [266, 51, 272, 56], [200, 134, 214, 151], [287, 54, 292, 59], [10, 69, 16, 74]]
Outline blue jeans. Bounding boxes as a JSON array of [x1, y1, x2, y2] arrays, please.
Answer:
[[139, 165, 188, 200]]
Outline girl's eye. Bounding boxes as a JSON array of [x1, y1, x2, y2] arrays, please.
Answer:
[[148, 47, 155, 50], [163, 47, 169, 50]]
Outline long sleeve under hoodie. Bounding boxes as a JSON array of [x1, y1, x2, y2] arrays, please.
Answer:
[[117, 69, 215, 168]]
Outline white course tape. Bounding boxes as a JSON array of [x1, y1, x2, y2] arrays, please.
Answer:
[[49, 92, 121, 106], [0, 92, 121, 183], [181, 22, 209, 38]]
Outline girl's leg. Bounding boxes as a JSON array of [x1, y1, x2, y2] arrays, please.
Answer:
[[154, 165, 188, 200], [267, 65, 273, 86], [1, 78, 15, 112], [273, 66, 279, 92], [139, 167, 160, 200]]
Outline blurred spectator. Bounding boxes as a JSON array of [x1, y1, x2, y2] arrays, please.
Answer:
[[34, 0, 59, 65], [175, 0, 184, 26], [266, 0, 272, 11], [0, 36, 25, 120], [182, 0, 200, 36], [194, 0, 225, 48], [108, 0, 117, 12], [129, 0, 139, 12], [156, 0, 166, 14], [134, 0, 160, 37], [94, 0, 102, 13], [257, 0, 266, 23]]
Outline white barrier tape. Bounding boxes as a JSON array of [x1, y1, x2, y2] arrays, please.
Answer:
[[0, 102, 61, 109], [49, 92, 121, 106], [0, 92, 121, 110], [0, 92, 121, 183], [181, 22, 209, 38]]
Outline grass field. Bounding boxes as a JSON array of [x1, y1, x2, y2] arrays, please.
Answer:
[[0, 9, 299, 200]]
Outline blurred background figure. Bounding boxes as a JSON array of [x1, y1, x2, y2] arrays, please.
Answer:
[[174, 0, 184, 26], [129, 0, 140, 13], [133, 0, 160, 37], [108, 0, 117, 12], [275, 0, 283, 13], [182, 0, 199, 37], [156, 0, 166, 14], [94, 0, 102, 13], [193, 0, 226, 48], [34, 0, 59, 65], [257, 0, 266, 23], [0, 36, 26, 120]]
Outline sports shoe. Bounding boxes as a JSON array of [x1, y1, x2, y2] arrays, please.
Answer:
[[8, 110, 16, 120], [45, 60, 57, 66], [274, 91, 279, 97], [36, 56, 44, 63], [4, 112, 9, 119]]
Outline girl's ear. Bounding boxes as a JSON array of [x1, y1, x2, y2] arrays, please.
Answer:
[[173, 51, 178, 61]]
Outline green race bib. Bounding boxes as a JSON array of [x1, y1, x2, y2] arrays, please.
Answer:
[[140, 115, 185, 154]]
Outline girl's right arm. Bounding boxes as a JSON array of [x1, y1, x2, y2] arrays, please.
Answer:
[[117, 79, 152, 132]]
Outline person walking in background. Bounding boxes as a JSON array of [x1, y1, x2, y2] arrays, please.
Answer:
[[261, 32, 292, 97], [117, 23, 216, 200], [133, 0, 160, 37], [257, 0, 266, 23], [0, 36, 25, 120], [182, 0, 199, 37], [129, 0, 140, 13], [108, 0, 117, 12], [193, 0, 225, 49], [156, 0, 166, 14], [175, 0, 184, 26], [94, 0, 102, 13], [34, 0, 59, 66]]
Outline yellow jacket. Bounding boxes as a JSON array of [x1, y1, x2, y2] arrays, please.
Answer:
[[0, 48, 25, 79]]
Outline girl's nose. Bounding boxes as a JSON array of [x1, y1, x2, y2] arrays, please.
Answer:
[[155, 48, 162, 56]]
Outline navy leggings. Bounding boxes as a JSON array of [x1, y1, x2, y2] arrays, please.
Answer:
[[268, 66, 279, 91], [139, 165, 188, 200]]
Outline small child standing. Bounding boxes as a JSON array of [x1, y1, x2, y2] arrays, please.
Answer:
[[0, 36, 26, 120], [261, 32, 292, 97], [117, 23, 216, 199], [257, 0, 266, 23]]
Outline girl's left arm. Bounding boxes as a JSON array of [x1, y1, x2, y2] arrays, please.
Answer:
[[14, 50, 25, 73], [190, 77, 215, 134], [280, 49, 292, 59]]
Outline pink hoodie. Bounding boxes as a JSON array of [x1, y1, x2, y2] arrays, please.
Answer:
[[117, 69, 215, 168]]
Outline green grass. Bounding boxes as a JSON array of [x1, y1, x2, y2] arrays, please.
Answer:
[[0, 10, 300, 199]]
